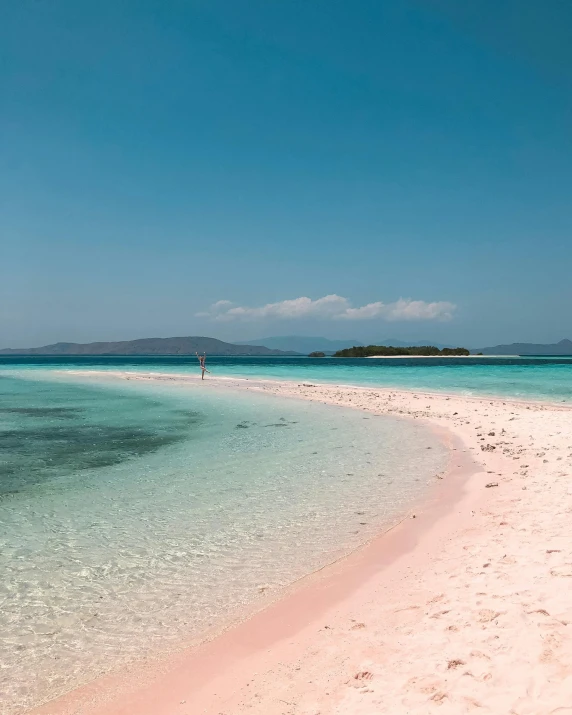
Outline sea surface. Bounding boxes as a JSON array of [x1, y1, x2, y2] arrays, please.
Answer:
[[0, 366, 448, 713], [2, 354, 571, 402]]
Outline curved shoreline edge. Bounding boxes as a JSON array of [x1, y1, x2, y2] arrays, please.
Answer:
[[30, 372, 572, 715]]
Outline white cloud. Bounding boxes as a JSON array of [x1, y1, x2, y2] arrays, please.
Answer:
[[197, 295, 456, 322], [340, 298, 456, 321]]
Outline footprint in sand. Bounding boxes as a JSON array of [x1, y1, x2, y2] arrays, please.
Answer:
[[447, 659, 465, 669], [477, 609, 502, 623], [430, 692, 448, 702], [550, 565, 572, 577], [354, 671, 373, 681]]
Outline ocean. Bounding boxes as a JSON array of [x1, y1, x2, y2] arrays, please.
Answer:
[[0, 364, 448, 713], [2, 354, 571, 712], [2, 354, 571, 402]]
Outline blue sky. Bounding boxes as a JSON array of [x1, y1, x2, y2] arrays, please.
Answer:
[[2, 0, 571, 348]]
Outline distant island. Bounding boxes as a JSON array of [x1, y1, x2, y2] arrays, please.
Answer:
[[4, 336, 570, 358], [333, 345, 470, 357], [236, 336, 458, 354], [0, 336, 299, 356]]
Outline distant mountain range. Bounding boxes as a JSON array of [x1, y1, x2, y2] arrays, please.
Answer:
[[476, 339, 572, 356], [0, 337, 298, 356], [4, 335, 570, 357]]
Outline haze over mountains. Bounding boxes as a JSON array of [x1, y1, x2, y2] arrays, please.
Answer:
[[2, 336, 571, 357], [0, 337, 297, 356], [477, 339, 572, 356], [0, 335, 455, 356]]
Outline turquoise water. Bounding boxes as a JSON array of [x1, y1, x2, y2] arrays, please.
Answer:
[[2, 354, 571, 402], [0, 370, 446, 713], [3, 353, 570, 711]]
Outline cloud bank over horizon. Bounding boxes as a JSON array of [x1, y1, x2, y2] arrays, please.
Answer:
[[197, 295, 456, 322]]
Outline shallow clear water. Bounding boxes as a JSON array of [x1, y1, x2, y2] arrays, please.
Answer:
[[3, 353, 570, 711], [2, 354, 571, 402], [0, 371, 447, 713]]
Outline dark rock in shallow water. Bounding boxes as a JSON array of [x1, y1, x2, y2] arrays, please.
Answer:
[[0, 406, 83, 418]]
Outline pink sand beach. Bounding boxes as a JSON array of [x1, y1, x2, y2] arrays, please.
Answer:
[[31, 374, 572, 715]]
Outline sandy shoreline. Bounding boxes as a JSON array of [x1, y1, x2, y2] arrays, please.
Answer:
[[31, 372, 572, 714]]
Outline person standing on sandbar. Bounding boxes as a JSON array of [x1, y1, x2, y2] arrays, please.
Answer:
[[196, 352, 210, 380]]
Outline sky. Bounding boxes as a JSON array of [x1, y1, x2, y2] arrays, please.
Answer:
[[1, 0, 572, 349]]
